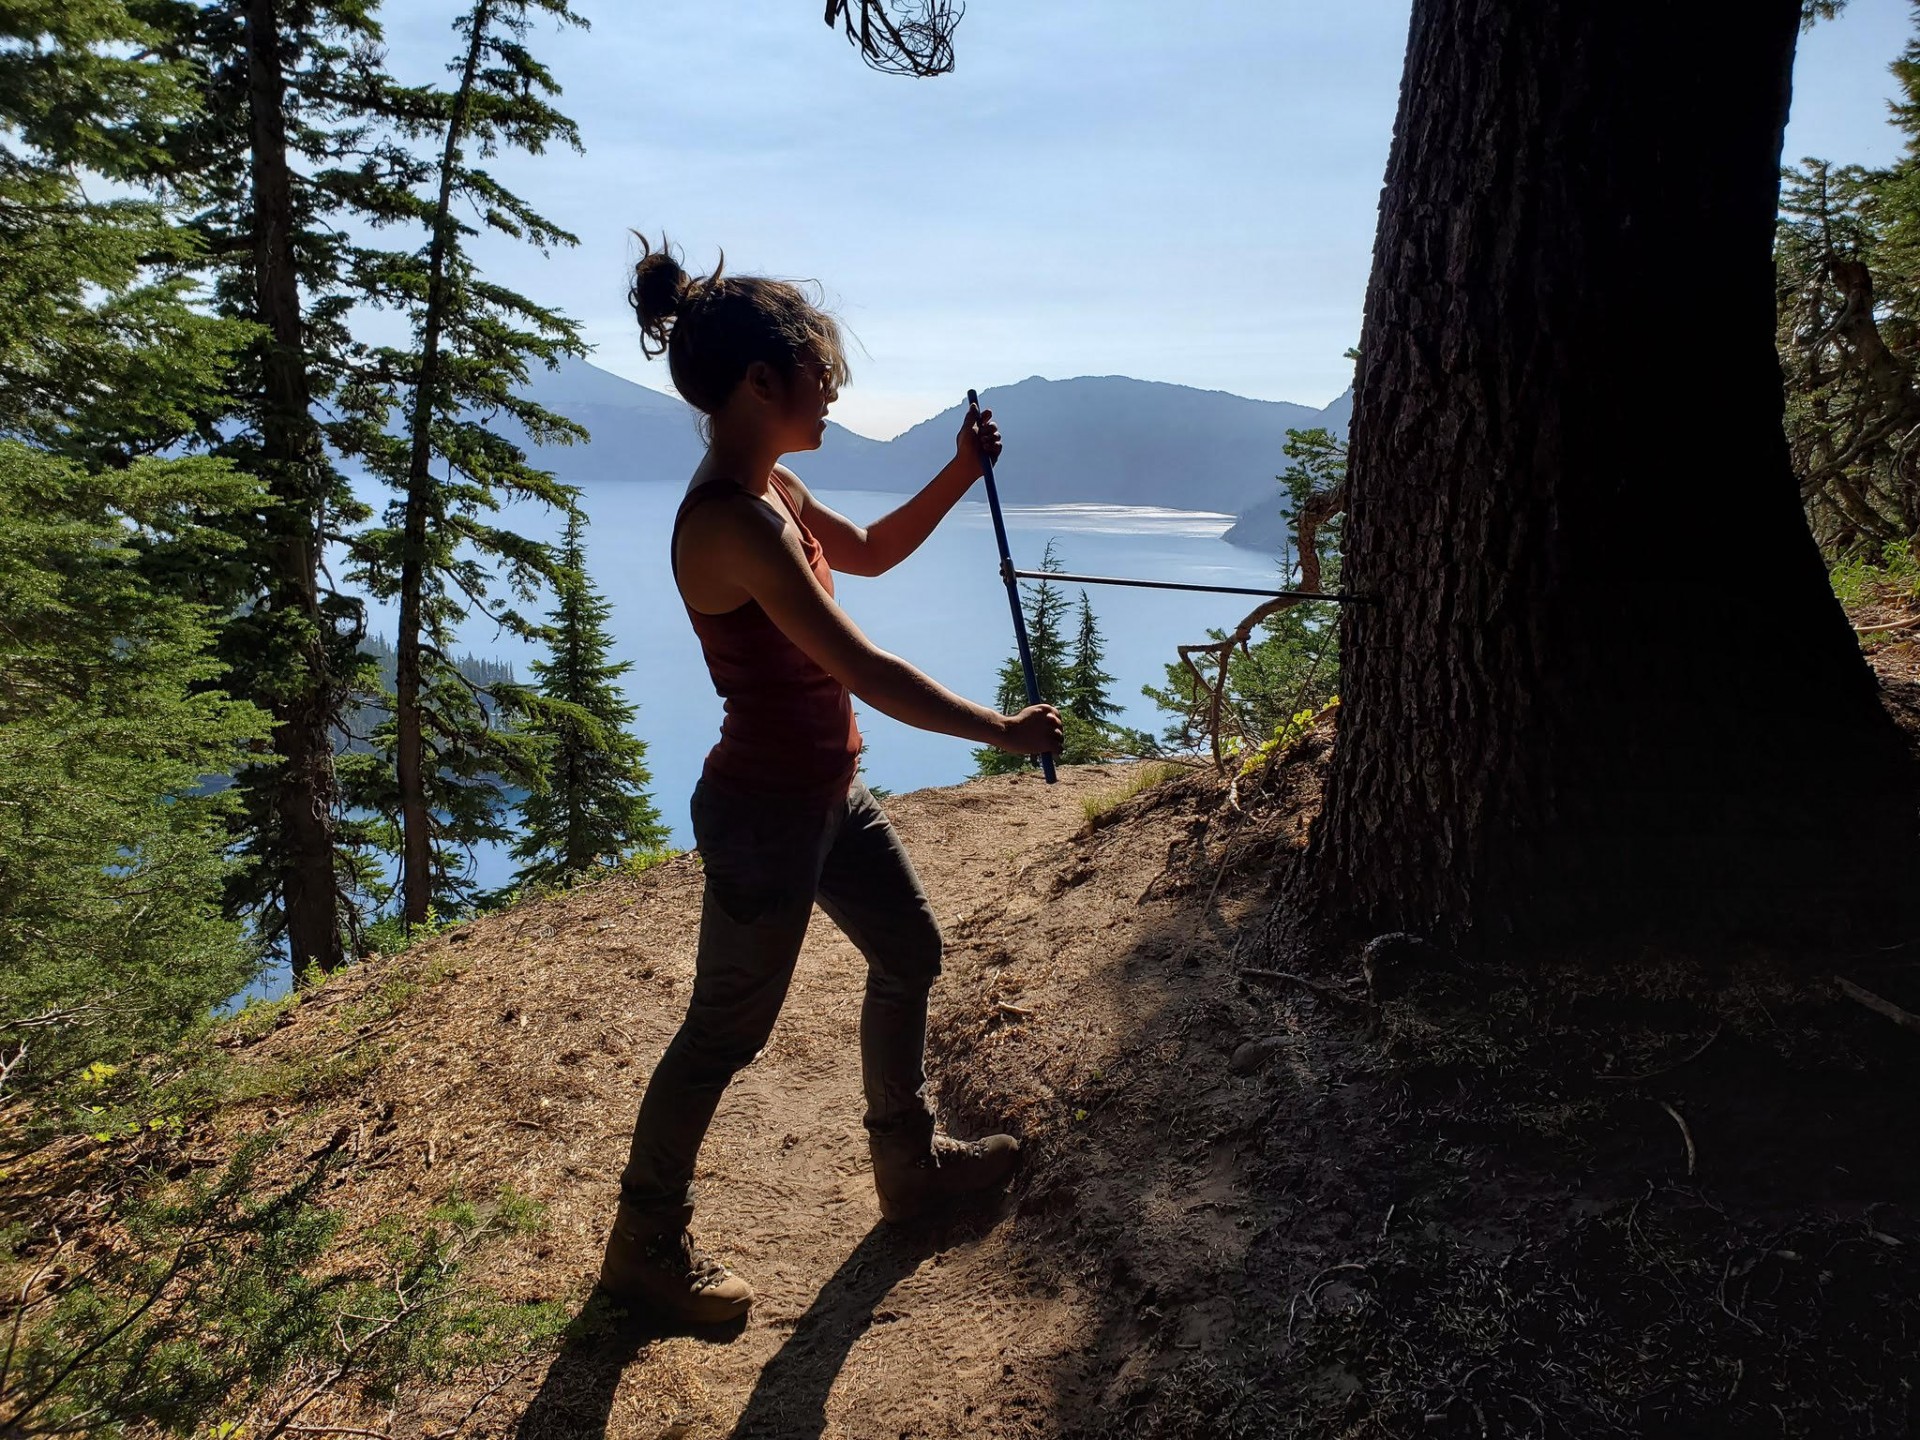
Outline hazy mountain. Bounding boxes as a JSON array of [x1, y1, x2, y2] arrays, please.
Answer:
[[502, 354, 886, 488], [508, 355, 1351, 521], [1220, 386, 1353, 551], [873, 375, 1338, 515]]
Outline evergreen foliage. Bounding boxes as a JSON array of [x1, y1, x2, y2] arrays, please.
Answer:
[[0, 4, 274, 1086], [1066, 591, 1119, 725], [1776, 13, 1920, 555], [166, 0, 418, 977], [339, 0, 590, 925], [1146, 428, 1344, 758], [0, 444, 269, 1095], [1, 9, 656, 1432], [974, 542, 1136, 775], [0, 0, 250, 463], [509, 511, 667, 890], [0, 1119, 563, 1435]]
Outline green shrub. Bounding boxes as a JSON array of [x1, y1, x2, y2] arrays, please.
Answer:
[[1830, 538, 1920, 607]]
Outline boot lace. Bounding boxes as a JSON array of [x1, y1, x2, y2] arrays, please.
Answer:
[[648, 1230, 733, 1292], [928, 1134, 989, 1166]]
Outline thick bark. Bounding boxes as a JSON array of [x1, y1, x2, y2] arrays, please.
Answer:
[[397, 1, 490, 925], [1298, 0, 1919, 943], [244, 0, 344, 977]]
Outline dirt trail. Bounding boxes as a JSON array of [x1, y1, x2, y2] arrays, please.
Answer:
[[31, 652, 1920, 1437], [246, 760, 1215, 1440]]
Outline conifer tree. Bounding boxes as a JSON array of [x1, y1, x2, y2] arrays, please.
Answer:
[[0, 0, 248, 461], [1300, 0, 1917, 943], [1776, 160, 1920, 551], [510, 511, 666, 890], [166, 0, 426, 978], [0, 444, 268, 1092], [1066, 590, 1118, 725], [344, 0, 589, 925], [975, 542, 1122, 775], [1145, 427, 1345, 757]]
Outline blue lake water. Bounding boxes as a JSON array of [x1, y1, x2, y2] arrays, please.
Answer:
[[455, 482, 1284, 854], [232, 478, 1288, 1006]]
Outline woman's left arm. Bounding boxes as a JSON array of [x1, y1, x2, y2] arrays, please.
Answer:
[[786, 407, 1002, 576]]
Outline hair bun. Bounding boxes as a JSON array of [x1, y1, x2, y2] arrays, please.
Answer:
[[629, 234, 695, 356]]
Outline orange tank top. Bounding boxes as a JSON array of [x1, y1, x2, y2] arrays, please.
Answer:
[[670, 473, 862, 801]]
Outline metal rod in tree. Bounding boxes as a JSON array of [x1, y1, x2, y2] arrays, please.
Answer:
[[970, 388, 1056, 785], [1012, 570, 1361, 603]]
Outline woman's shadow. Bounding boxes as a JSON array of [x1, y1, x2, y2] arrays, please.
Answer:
[[516, 1222, 941, 1440]]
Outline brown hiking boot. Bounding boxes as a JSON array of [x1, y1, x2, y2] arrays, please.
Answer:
[[871, 1132, 1021, 1222], [597, 1203, 753, 1326]]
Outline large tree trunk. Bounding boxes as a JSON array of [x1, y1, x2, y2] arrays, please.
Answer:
[[244, 0, 344, 978], [1298, 0, 1918, 944]]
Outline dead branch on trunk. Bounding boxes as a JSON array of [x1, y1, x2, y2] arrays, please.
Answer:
[[1177, 485, 1343, 767], [822, 0, 961, 76]]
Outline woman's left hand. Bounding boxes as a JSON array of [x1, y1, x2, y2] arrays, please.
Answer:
[[956, 405, 1003, 473]]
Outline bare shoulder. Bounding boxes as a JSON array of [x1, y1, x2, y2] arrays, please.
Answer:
[[773, 463, 815, 505], [680, 484, 800, 564]]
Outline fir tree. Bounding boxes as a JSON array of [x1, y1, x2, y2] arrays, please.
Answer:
[[975, 542, 1125, 775], [1774, 6, 1920, 554], [344, 0, 589, 925], [510, 512, 666, 890], [0, 443, 269, 1093], [167, 0, 422, 978], [1066, 590, 1118, 725], [0, 0, 249, 461], [1299, 0, 1919, 942]]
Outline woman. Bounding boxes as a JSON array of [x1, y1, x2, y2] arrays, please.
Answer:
[[599, 239, 1064, 1328]]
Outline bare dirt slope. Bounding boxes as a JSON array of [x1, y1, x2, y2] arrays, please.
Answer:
[[207, 758, 1272, 1440], [22, 638, 1920, 1438]]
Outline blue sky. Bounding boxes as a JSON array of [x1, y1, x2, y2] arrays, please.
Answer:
[[377, 0, 1920, 440]]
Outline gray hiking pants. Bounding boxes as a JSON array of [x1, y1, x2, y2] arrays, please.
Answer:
[[617, 777, 941, 1224]]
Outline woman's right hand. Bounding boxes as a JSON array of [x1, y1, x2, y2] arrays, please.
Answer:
[[997, 703, 1065, 757]]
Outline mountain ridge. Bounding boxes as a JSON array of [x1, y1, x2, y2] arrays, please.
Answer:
[[509, 356, 1351, 529]]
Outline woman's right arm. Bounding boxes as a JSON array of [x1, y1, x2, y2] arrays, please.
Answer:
[[690, 498, 1063, 756]]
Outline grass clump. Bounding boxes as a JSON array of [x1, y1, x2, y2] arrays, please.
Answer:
[[1831, 538, 1920, 607], [1081, 762, 1189, 825]]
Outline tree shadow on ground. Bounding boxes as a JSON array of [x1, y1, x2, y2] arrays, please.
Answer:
[[932, 760, 1920, 1437], [729, 1221, 943, 1439], [512, 1224, 939, 1440], [513, 1292, 739, 1440]]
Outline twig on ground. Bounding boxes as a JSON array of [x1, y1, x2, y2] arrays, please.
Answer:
[[1658, 1100, 1697, 1176], [1135, 853, 1182, 906], [424, 1360, 535, 1440], [1240, 968, 1362, 1004], [994, 1001, 1034, 1021], [1854, 614, 1920, 635], [1596, 1027, 1723, 1082], [1, 1230, 70, 1402], [1201, 841, 1242, 913], [1835, 975, 1920, 1034]]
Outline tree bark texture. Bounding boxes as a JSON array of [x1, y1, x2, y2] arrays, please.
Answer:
[[1300, 0, 1919, 943], [244, 0, 345, 977]]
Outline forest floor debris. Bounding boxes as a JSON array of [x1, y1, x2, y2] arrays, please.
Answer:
[[5, 653, 1919, 1437]]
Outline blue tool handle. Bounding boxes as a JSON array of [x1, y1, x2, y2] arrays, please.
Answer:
[[969, 389, 1057, 784]]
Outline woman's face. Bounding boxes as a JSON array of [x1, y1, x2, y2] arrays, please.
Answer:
[[782, 353, 836, 451]]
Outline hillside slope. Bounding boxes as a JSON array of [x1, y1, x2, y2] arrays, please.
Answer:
[[13, 638, 1920, 1438], [145, 761, 1243, 1438]]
